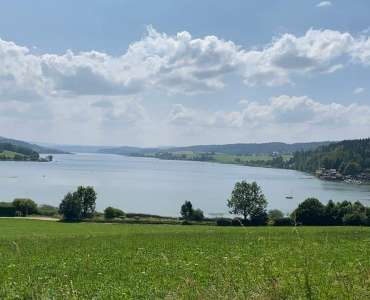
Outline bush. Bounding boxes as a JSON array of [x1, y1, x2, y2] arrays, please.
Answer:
[[231, 218, 243, 226], [192, 209, 204, 221], [273, 217, 294, 226], [180, 201, 205, 221], [0, 202, 16, 217], [250, 209, 268, 226], [343, 212, 367, 226], [104, 207, 125, 219], [37, 205, 59, 217], [268, 209, 285, 224], [12, 199, 37, 216], [216, 218, 232, 226]]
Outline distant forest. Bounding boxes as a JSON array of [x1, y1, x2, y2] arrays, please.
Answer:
[[0, 143, 40, 161], [292, 138, 370, 175], [100, 141, 331, 156]]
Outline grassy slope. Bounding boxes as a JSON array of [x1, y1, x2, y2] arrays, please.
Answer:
[[1, 220, 369, 299]]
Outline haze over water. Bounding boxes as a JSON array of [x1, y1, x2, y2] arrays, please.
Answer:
[[1, 153, 370, 217]]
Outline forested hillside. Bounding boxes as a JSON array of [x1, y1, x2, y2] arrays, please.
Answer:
[[0, 143, 40, 161], [292, 138, 370, 175], [0, 137, 67, 154], [100, 141, 330, 156]]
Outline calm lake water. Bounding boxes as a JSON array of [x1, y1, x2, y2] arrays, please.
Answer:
[[1, 153, 370, 216]]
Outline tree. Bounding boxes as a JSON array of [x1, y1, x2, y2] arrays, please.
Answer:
[[293, 198, 325, 225], [324, 200, 340, 225], [59, 192, 82, 221], [59, 186, 97, 221], [12, 198, 37, 216], [192, 209, 204, 221], [75, 186, 96, 218], [343, 212, 367, 226], [104, 207, 125, 219], [343, 161, 361, 175], [180, 201, 194, 221], [268, 209, 284, 224], [227, 181, 267, 224], [250, 208, 268, 226]]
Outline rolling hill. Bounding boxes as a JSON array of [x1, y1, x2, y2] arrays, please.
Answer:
[[99, 141, 331, 156], [0, 136, 67, 154]]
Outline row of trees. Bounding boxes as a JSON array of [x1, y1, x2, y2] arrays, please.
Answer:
[[58, 186, 126, 221], [9, 181, 368, 226], [292, 198, 370, 226], [0, 199, 59, 217], [217, 180, 370, 226]]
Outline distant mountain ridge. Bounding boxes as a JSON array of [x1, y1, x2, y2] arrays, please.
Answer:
[[99, 141, 332, 156], [0, 136, 67, 154]]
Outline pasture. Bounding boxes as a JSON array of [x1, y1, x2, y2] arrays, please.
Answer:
[[0, 219, 369, 299]]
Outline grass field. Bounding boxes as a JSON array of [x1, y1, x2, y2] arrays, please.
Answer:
[[0, 219, 369, 299]]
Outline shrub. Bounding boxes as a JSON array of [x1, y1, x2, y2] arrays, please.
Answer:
[[268, 209, 284, 224], [231, 218, 243, 226], [12, 199, 37, 216], [192, 209, 204, 221], [37, 205, 59, 217], [250, 209, 268, 226], [104, 207, 125, 219], [273, 217, 294, 226], [343, 212, 367, 226], [0, 202, 16, 217], [180, 201, 205, 221], [216, 218, 232, 226]]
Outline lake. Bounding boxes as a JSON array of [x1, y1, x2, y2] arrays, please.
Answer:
[[1, 153, 370, 217]]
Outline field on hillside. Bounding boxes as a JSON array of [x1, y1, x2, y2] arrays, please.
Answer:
[[0, 219, 369, 299], [0, 151, 25, 160]]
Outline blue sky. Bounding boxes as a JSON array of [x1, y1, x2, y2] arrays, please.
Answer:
[[0, 0, 369, 146]]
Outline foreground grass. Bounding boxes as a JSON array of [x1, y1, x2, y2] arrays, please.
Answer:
[[0, 220, 369, 299]]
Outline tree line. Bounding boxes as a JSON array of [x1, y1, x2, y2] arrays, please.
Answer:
[[2, 181, 370, 226], [291, 138, 370, 175], [0, 143, 40, 161]]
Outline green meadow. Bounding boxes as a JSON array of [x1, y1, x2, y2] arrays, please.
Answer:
[[0, 219, 369, 299]]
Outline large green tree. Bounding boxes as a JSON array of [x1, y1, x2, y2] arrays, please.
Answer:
[[180, 201, 204, 221], [227, 181, 267, 224], [293, 198, 325, 225], [75, 186, 97, 218], [59, 192, 82, 221], [59, 186, 97, 221], [180, 201, 194, 221], [12, 198, 37, 216]]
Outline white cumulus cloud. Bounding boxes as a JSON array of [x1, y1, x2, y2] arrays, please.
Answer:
[[353, 87, 365, 94], [1, 27, 370, 102], [316, 1, 332, 8]]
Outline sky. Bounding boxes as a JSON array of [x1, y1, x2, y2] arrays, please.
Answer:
[[0, 0, 370, 146]]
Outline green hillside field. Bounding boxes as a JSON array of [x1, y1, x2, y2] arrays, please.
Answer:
[[0, 219, 369, 299]]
